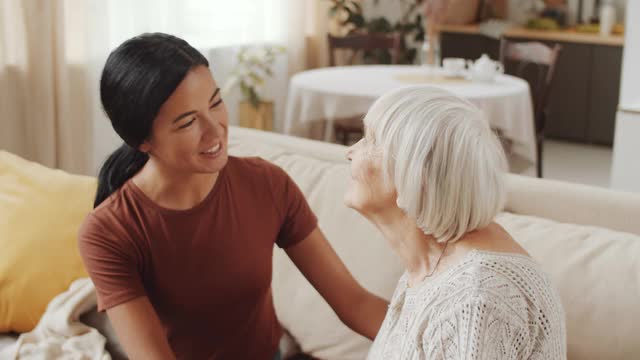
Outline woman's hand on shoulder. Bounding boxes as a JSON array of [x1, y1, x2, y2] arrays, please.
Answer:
[[285, 227, 388, 339]]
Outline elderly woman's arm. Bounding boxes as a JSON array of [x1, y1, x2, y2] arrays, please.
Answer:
[[285, 227, 388, 340], [420, 292, 532, 359]]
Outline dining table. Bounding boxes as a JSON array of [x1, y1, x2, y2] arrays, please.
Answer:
[[284, 65, 536, 167]]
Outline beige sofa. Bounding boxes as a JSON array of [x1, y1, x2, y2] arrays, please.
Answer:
[[2, 127, 639, 359], [227, 127, 640, 360]]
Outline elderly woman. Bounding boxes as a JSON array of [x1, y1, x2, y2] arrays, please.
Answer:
[[345, 86, 567, 359]]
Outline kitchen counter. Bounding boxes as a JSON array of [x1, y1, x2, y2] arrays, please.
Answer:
[[439, 24, 624, 145], [439, 24, 624, 47]]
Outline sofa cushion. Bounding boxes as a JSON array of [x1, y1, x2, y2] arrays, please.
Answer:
[[495, 212, 640, 360], [0, 151, 96, 332], [228, 128, 640, 360]]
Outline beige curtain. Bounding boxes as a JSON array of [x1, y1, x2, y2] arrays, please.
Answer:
[[284, 0, 332, 73], [0, 0, 92, 175]]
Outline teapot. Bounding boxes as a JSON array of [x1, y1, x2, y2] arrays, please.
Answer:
[[466, 54, 504, 82]]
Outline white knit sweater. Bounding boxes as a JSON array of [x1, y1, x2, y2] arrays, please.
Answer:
[[367, 250, 567, 360]]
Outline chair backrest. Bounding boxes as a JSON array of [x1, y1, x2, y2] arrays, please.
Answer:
[[327, 33, 402, 66], [499, 39, 562, 134]]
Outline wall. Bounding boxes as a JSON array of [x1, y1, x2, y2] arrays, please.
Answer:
[[618, 0, 639, 106], [361, 0, 406, 20], [610, 0, 639, 192], [611, 110, 640, 192], [91, 110, 120, 176]]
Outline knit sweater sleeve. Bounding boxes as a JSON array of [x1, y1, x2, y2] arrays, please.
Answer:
[[421, 291, 534, 360]]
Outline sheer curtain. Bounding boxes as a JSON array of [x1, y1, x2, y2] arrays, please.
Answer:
[[110, 0, 330, 74], [0, 0, 329, 175], [0, 0, 92, 174]]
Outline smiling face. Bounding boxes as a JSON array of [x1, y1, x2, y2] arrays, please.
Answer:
[[344, 132, 397, 215], [139, 65, 229, 175]]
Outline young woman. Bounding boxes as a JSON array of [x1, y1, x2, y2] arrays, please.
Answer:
[[78, 33, 387, 360], [345, 86, 567, 359]]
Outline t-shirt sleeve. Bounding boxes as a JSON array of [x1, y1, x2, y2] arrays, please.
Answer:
[[266, 162, 318, 249], [78, 213, 147, 311]]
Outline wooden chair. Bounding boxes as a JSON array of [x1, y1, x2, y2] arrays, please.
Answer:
[[328, 33, 403, 145], [499, 38, 562, 178], [327, 33, 402, 66]]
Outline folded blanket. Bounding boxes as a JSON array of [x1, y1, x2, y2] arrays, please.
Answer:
[[1, 278, 110, 360]]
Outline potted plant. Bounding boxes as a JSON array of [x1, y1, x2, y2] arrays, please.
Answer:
[[222, 45, 285, 131], [327, 0, 426, 64]]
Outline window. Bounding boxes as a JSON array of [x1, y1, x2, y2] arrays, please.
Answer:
[[105, 0, 289, 51]]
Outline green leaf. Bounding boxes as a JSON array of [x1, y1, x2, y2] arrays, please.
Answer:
[[239, 81, 250, 101], [404, 48, 417, 64], [367, 17, 392, 33], [248, 87, 261, 109], [345, 1, 362, 14], [378, 49, 391, 64], [249, 72, 264, 85], [351, 13, 365, 28]]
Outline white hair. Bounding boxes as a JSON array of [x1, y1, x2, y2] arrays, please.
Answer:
[[364, 86, 508, 243]]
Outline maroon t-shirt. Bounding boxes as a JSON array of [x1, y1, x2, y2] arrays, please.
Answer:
[[78, 157, 317, 359]]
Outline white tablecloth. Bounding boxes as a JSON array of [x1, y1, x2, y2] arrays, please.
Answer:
[[284, 65, 536, 166]]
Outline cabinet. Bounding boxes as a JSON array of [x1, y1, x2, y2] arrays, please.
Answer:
[[440, 30, 622, 145], [588, 45, 623, 145]]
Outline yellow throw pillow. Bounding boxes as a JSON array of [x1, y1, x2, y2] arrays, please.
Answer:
[[0, 151, 96, 333]]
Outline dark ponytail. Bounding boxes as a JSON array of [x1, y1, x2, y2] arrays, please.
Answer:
[[94, 33, 208, 207], [94, 145, 149, 208]]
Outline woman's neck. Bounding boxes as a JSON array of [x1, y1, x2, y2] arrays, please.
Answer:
[[365, 207, 449, 285], [132, 158, 219, 210]]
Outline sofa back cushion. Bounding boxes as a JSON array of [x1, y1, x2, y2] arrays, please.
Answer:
[[495, 213, 640, 360]]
